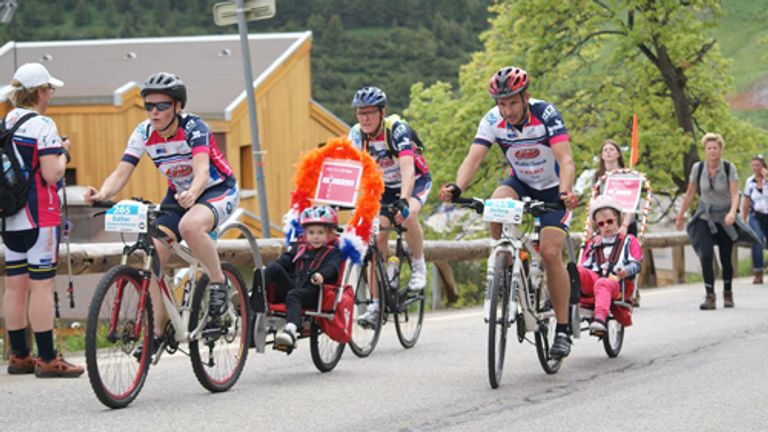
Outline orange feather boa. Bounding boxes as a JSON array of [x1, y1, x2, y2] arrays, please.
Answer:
[[287, 137, 383, 261]]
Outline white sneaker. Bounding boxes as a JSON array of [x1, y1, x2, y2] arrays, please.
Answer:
[[275, 327, 297, 352], [357, 304, 380, 329], [589, 319, 607, 336], [408, 263, 427, 291]]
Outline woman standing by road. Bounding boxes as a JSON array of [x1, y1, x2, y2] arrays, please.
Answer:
[[741, 155, 768, 284], [1, 63, 83, 377], [675, 133, 752, 310]]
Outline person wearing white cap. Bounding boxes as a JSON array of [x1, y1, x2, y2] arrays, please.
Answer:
[[577, 196, 643, 336], [1, 62, 82, 377]]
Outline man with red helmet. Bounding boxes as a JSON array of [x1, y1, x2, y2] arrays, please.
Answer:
[[439, 66, 578, 359]]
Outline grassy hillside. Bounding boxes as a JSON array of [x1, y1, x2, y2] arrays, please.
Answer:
[[714, 0, 768, 128]]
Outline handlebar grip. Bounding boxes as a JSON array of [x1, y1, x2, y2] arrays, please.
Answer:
[[92, 200, 116, 209]]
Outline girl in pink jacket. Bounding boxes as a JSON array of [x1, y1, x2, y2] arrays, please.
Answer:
[[578, 196, 643, 335]]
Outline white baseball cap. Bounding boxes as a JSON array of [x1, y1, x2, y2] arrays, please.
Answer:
[[0, 63, 63, 98]]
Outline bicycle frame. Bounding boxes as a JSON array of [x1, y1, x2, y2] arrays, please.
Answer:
[[107, 214, 215, 349], [486, 219, 553, 335]]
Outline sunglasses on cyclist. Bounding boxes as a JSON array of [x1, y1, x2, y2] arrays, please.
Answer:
[[144, 101, 174, 112], [596, 218, 615, 228]]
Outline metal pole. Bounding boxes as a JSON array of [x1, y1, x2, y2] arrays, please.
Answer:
[[235, 0, 271, 238]]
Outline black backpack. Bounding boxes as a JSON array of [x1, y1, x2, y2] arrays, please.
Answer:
[[0, 112, 39, 218]]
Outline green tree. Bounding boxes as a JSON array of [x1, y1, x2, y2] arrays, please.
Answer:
[[408, 0, 768, 201]]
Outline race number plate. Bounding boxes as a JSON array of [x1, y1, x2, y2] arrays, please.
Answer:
[[482, 198, 524, 224], [105, 200, 149, 233]]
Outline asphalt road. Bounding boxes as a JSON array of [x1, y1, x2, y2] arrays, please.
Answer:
[[2, 278, 768, 432]]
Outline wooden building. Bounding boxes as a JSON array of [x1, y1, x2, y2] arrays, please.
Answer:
[[0, 33, 349, 237]]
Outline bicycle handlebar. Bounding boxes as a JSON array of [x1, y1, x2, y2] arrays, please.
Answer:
[[452, 196, 565, 217], [91, 199, 183, 213]]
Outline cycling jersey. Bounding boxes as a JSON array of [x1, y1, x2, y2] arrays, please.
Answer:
[[122, 113, 233, 193], [473, 98, 569, 191], [348, 117, 429, 188], [2, 108, 65, 231]]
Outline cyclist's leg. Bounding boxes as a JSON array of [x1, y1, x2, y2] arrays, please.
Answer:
[[150, 235, 173, 336], [178, 179, 240, 284], [151, 190, 185, 336], [403, 176, 431, 289], [534, 186, 573, 357], [491, 176, 522, 240]]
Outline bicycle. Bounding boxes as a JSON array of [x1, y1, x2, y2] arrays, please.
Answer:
[[84, 198, 251, 409], [454, 196, 567, 388], [347, 203, 425, 356]]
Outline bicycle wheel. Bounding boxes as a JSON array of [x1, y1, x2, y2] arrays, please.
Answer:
[[394, 254, 425, 349], [348, 253, 384, 357], [602, 318, 625, 358], [310, 319, 346, 372], [534, 294, 563, 374], [189, 262, 250, 393], [86, 265, 152, 409], [487, 255, 510, 389]]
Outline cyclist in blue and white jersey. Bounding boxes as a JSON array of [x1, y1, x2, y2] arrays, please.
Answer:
[[348, 86, 431, 327], [84, 72, 239, 346], [439, 67, 578, 359]]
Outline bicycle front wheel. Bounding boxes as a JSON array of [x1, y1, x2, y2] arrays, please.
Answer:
[[602, 318, 625, 358], [310, 319, 346, 372], [86, 265, 152, 409], [488, 255, 511, 389], [534, 277, 563, 374], [189, 262, 250, 393], [348, 253, 384, 357], [394, 255, 424, 349]]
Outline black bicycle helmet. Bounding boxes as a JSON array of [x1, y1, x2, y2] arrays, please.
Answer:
[[351, 86, 387, 108], [140, 72, 187, 108]]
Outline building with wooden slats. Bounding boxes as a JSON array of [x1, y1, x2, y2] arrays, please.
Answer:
[[0, 32, 349, 237]]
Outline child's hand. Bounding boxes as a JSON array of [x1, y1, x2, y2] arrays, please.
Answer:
[[615, 268, 629, 279], [311, 273, 324, 285]]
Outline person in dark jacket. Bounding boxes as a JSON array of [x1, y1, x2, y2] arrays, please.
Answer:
[[268, 206, 343, 351]]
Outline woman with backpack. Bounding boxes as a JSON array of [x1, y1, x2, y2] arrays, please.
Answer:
[[675, 133, 745, 310], [0, 63, 82, 377]]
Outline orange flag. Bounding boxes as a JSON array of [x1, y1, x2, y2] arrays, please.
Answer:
[[630, 113, 639, 168]]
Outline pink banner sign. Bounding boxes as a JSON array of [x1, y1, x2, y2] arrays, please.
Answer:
[[314, 159, 363, 207], [603, 174, 643, 213]]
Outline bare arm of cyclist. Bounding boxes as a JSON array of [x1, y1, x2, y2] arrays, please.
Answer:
[[176, 152, 210, 208], [440, 144, 490, 202], [84, 161, 136, 204], [398, 154, 415, 200], [551, 139, 577, 208]]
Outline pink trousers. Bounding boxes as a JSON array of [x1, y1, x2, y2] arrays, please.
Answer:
[[578, 267, 620, 322]]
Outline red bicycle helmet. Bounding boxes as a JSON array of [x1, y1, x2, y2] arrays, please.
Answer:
[[299, 206, 338, 227], [488, 67, 529, 99]]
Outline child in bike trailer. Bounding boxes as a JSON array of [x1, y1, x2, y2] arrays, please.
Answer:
[[266, 206, 343, 352], [578, 196, 643, 336]]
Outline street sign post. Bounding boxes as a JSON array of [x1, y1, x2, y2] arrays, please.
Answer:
[[213, 0, 275, 26], [213, 0, 275, 238]]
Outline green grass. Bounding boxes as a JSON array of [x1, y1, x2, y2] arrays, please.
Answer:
[[713, 0, 768, 92]]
